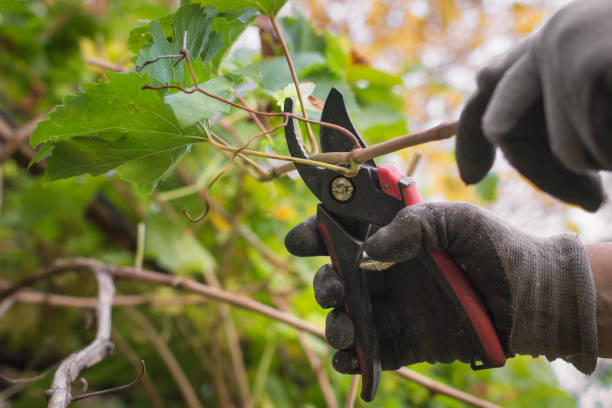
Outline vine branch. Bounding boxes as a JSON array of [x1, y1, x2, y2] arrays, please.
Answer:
[[45, 264, 115, 408], [3, 258, 500, 408]]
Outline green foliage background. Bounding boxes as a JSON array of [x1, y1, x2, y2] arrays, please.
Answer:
[[0, 0, 577, 406]]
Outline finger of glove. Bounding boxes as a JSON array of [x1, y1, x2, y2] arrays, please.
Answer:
[[325, 309, 355, 350], [538, 0, 612, 171], [284, 215, 328, 257], [455, 40, 530, 185], [489, 100, 604, 211], [482, 52, 605, 211], [313, 264, 345, 309], [589, 74, 612, 169], [332, 349, 360, 375], [456, 89, 496, 184]]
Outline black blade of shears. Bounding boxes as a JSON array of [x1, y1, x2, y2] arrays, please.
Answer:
[[319, 88, 376, 167]]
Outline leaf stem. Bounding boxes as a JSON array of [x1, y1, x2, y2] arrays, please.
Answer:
[[269, 17, 318, 154]]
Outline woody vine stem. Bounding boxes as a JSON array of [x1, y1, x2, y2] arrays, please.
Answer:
[[140, 29, 457, 222]]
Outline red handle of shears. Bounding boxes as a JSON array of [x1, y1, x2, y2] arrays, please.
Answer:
[[377, 164, 506, 368]]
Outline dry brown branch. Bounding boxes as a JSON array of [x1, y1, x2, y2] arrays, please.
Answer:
[[85, 57, 126, 73], [46, 265, 115, 408], [345, 376, 359, 408], [232, 89, 273, 142], [5, 258, 500, 408], [394, 367, 500, 408], [406, 152, 422, 177], [274, 295, 337, 408], [174, 317, 235, 408], [202, 268, 253, 408], [269, 17, 317, 153], [266, 122, 457, 179], [124, 307, 203, 408]]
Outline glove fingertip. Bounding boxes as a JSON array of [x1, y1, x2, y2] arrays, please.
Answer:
[[332, 349, 360, 375], [285, 216, 328, 257], [456, 92, 496, 185], [325, 309, 355, 350]]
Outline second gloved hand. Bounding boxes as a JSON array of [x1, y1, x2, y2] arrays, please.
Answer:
[[457, 0, 612, 211], [286, 202, 598, 374]]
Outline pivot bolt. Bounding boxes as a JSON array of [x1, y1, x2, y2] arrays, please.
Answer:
[[330, 177, 354, 202]]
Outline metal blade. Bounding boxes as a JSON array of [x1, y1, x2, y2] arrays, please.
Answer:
[[320, 88, 376, 167]]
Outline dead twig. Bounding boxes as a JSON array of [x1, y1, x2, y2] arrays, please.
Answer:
[[45, 265, 115, 408], [70, 361, 145, 403], [5, 258, 500, 408]]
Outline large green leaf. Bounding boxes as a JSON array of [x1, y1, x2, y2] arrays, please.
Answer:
[[31, 72, 204, 193], [136, 4, 223, 85], [236, 52, 326, 92], [163, 73, 244, 128]]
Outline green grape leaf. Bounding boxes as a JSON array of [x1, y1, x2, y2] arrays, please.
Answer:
[[236, 52, 325, 92], [194, 0, 288, 16], [163, 73, 244, 129], [136, 4, 223, 85], [30, 72, 204, 193]]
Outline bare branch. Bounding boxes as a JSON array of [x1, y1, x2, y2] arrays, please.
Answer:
[[202, 268, 253, 408], [85, 57, 126, 73], [5, 258, 500, 407], [394, 368, 501, 408], [406, 152, 422, 177], [274, 295, 337, 408], [265, 122, 457, 179], [345, 376, 359, 408], [269, 16, 317, 153], [46, 265, 115, 408], [0, 362, 58, 385]]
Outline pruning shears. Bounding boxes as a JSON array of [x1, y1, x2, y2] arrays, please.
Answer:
[[283, 89, 506, 402]]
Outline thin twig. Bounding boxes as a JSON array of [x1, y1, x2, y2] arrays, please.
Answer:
[[0, 116, 43, 162], [174, 317, 235, 408], [183, 120, 290, 222], [232, 88, 273, 143], [112, 329, 165, 408], [134, 222, 145, 270], [85, 57, 126, 73], [394, 367, 501, 408], [274, 296, 337, 408], [70, 361, 145, 403], [406, 152, 422, 177], [202, 268, 253, 408], [6, 258, 500, 408], [269, 17, 317, 154], [0, 362, 59, 385], [124, 307, 203, 408], [265, 122, 457, 179], [46, 266, 115, 408], [345, 376, 359, 408], [174, 167, 291, 272]]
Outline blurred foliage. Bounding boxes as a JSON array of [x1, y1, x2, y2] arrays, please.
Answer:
[[0, 0, 580, 407]]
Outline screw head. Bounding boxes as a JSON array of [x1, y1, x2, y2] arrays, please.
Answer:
[[330, 177, 354, 202]]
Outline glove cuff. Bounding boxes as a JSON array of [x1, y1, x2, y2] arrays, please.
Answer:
[[507, 233, 597, 374]]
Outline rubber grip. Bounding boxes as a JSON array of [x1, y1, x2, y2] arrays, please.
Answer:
[[377, 164, 505, 368]]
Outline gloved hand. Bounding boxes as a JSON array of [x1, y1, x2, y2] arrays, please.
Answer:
[[457, 0, 612, 212], [286, 202, 598, 374]]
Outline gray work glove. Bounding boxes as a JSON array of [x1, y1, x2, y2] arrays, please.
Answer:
[[286, 202, 598, 374], [457, 0, 612, 212]]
